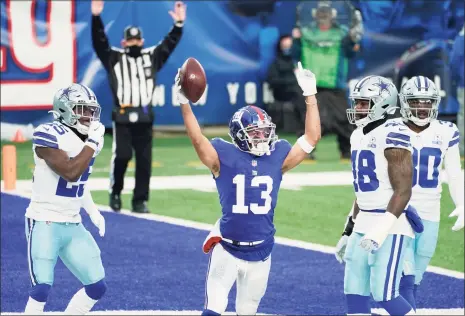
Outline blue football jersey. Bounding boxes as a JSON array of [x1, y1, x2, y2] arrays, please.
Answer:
[[211, 138, 292, 245]]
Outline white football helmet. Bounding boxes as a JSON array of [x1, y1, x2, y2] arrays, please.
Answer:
[[399, 76, 441, 127], [50, 83, 101, 135], [347, 75, 399, 127]]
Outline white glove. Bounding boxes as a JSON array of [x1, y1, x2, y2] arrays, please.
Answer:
[[294, 62, 317, 96], [94, 135, 104, 156], [359, 212, 397, 253], [86, 121, 105, 152], [89, 211, 105, 237], [335, 235, 349, 263], [449, 205, 464, 231], [174, 69, 189, 104]]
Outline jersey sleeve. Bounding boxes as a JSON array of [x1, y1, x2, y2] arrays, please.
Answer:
[[210, 137, 236, 167], [448, 123, 460, 148], [383, 122, 413, 153], [273, 139, 292, 163], [32, 124, 61, 150]]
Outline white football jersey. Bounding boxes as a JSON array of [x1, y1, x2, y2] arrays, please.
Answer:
[[25, 121, 96, 223], [391, 118, 460, 222], [350, 119, 414, 237]]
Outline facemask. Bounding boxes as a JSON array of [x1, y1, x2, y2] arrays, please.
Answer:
[[125, 45, 142, 57], [282, 48, 291, 56]]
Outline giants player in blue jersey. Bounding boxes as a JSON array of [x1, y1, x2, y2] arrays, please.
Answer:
[[173, 62, 321, 315], [396, 76, 464, 311], [24, 84, 107, 314]]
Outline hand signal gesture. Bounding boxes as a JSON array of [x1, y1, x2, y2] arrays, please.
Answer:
[[91, 0, 104, 16], [169, 1, 186, 23], [294, 62, 317, 96]]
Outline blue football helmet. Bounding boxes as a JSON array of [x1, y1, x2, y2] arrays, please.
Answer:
[[228, 106, 277, 156]]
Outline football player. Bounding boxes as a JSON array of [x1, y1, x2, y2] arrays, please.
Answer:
[[396, 76, 463, 311], [335, 75, 422, 315], [24, 84, 107, 315], [173, 62, 321, 315]]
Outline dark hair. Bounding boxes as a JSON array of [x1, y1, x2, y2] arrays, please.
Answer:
[[276, 34, 292, 52]]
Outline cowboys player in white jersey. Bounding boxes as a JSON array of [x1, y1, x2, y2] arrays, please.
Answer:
[[335, 75, 423, 315], [395, 76, 464, 311], [24, 83, 107, 315]]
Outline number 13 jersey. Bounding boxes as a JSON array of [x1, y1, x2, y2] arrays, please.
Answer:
[[350, 119, 414, 237], [210, 138, 292, 243], [26, 121, 96, 223]]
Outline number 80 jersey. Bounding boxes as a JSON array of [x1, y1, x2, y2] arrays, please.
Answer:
[[350, 120, 414, 237], [26, 121, 96, 223]]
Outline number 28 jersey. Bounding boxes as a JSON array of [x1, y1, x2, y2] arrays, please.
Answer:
[[25, 121, 96, 223], [210, 138, 292, 243], [350, 120, 414, 237]]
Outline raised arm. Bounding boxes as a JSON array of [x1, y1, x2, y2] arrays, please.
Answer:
[[174, 72, 220, 177], [282, 63, 321, 173], [91, 0, 114, 66], [150, 2, 185, 72]]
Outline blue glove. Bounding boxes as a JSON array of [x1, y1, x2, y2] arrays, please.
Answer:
[[405, 205, 424, 233]]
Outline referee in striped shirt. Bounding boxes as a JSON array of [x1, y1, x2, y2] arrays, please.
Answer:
[[91, 0, 186, 213]]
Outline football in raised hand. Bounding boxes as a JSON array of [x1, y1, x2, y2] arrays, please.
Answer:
[[179, 58, 207, 103]]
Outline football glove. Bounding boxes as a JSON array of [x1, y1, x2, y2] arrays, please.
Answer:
[[449, 205, 464, 231], [295, 62, 317, 96], [335, 216, 355, 263], [174, 69, 189, 104], [89, 211, 105, 237], [86, 121, 105, 152], [359, 212, 397, 253]]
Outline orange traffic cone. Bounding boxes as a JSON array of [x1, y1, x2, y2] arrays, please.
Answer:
[[12, 129, 26, 143]]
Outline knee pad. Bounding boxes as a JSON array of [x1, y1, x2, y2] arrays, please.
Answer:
[[84, 279, 107, 300], [29, 283, 51, 303], [345, 294, 371, 314]]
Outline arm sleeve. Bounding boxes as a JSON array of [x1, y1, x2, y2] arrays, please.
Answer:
[[91, 15, 117, 67], [32, 125, 60, 149], [150, 24, 183, 73], [82, 187, 99, 216], [444, 128, 464, 207]]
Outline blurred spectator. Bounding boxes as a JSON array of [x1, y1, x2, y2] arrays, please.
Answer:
[[91, 0, 185, 213], [292, 1, 363, 160], [266, 35, 306, 136], [450, 25, 464, 156]]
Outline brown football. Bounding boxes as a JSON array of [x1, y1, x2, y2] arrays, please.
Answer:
[[179, 57, 207, 103]]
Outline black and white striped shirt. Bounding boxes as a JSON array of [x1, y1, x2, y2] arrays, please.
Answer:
[[92, 15, 183, 108]]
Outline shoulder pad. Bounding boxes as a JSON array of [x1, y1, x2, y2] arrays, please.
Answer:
[[33, 122, 69, 149]]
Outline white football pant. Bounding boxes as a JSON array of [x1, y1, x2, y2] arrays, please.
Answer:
[[204, 243, 271, 315]]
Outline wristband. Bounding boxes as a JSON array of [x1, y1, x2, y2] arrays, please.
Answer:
[[297, 135, 315, 154]]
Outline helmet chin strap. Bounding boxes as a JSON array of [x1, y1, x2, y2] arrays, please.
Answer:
[[75, 121, 90, 135], [250, 142, 270, 156]]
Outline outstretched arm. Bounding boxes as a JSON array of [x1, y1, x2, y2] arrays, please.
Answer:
[[91, 0, 114, 66], [282, 63, 321, 173], [175, 72, 220, 177]]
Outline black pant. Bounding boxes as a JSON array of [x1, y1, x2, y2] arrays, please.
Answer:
[[296, 88, 353, 157], [110, 122, 152, 203]]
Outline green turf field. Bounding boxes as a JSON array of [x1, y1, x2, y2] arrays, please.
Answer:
[[1, 134, 464, 272]]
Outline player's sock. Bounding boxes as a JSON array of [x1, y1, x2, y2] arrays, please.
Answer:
[[399, 275, 416, 311], [202, 309, 221, 316], [378, 295, 414, 315], [413, 284, 419, 302], [64, 280, 107, 315], [25, 283, 51, 315], [345, 294, 371, 315], [24, 297, 46, 315]]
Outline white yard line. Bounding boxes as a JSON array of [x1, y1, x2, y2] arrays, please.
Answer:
[[4, 173, 464, 280], [2, 169, 462, 192]]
